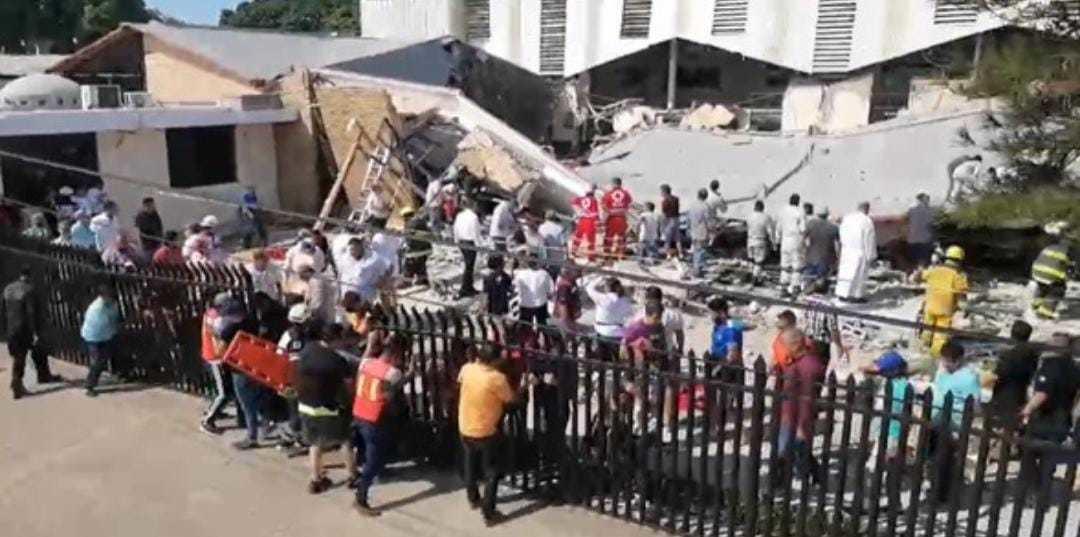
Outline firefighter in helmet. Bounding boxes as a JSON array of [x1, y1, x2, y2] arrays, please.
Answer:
[[919, 245, 970, 358], [1031, 221, 1074, 320]]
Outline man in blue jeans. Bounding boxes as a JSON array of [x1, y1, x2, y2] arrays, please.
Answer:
[[351, 333, 413, 516], [82, 283, 121, 397], [214, 298, 261, 450]]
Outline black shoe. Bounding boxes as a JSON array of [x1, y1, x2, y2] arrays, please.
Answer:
[[200, 421, 223, 436], [38, 374, 64, 384], [12, 385, 28, 400], [347, 473, 360, 489], [232, 439, 258, 451], [307, 476, 332, 495], [354, 500, 382, 517], [468, 499, 482, 511], [483, 511, 507, 527], [85, 388, 98, 398]]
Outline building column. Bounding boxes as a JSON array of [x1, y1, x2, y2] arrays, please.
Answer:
[[666, 39, 678, 110]]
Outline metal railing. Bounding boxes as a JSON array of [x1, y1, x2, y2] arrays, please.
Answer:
[[0, 231, 1076, 537]]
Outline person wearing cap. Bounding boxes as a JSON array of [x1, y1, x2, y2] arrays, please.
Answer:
[[3, 267, 62, 399], [602, 177, 633, 261], [53, 186, 78, 220], [906, 193, 937, 271], [238, 185, 268, 248], [489, 197, 519, 251], [21, 212, 51, 241], [200, 292, 239, 434], [804, 205, 839, 294], [89, 201, 119, 253], [571, 185, 600, 262], [1030, 221, 1073, 320], [917, 245, 969, 358], [69, 210, 96, 250], [859, 350, 911, 485], [134, 197, 163, 255], [152, 231, 184, 266], [277, 303, 314, 450]]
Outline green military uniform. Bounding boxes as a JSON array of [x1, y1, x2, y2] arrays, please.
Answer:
[[1031, 241, 1072, 319]]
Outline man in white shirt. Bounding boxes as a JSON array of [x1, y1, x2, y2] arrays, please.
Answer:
[[339, 238, 390, 305], [453, 201, 482, 298], [584, 275, 635, 361], [537, 210, 567, 278], [246, 249, 283, 302], [513, 258, 554, 326], [836, 202, 877, 302], [637, 201, 661, 262], [489, 198, 518, 251], [775, 193, 808, 296], [706, 179, 728, 217], [89, 201, 119, 253]]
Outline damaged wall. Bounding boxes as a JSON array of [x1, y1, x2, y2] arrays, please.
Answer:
[[781, 72, 874, 133], [274, 71, 323, 214], [313, 84, 415, 216]]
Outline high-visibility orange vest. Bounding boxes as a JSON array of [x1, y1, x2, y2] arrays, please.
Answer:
[[353, 359, 393, 423], [201, 309, 222, 363]]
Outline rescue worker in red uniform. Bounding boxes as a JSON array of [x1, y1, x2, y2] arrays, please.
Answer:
[[351, 333, 414, 516], [571, 185, 600, 261], [602, 177, 633, 261]]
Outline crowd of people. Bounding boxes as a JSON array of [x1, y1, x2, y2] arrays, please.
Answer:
[[2, 170, 1079, 521]]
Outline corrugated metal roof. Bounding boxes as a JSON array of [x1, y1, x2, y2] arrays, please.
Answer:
[[127, 21, 423, 82], [0, 55, 68, 77]]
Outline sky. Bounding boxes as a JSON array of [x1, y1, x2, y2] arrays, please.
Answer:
[[147, 0, 237, 25]]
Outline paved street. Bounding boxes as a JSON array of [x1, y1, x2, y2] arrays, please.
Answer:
[[0, 354, 654, 537]]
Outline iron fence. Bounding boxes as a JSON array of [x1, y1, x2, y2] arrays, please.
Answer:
[[0, 232, 1077, 537]]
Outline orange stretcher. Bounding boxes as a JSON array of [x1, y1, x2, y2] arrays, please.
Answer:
[[222, 331, 293, 393]]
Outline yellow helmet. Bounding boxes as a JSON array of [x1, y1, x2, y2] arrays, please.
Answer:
[[945, 245, 965, 262]]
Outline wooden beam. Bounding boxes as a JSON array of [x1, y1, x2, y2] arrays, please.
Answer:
[[314, 121, 363, 231]]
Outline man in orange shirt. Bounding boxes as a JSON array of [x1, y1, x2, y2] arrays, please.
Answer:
[[602, 177, 633, 261], [458, 343, 521, 526], [771, 310, 798, 373]]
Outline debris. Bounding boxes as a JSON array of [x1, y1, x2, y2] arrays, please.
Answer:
[[679, 103, 736, 130], [454, 131, 526, 192]]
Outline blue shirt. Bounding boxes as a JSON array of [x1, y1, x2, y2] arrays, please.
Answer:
[[886, 378, 911, 440], [932, 366, 981, 424], [81, 297, 120, 343], [69, 222, 96, 249], [709, 320, 743, 361]]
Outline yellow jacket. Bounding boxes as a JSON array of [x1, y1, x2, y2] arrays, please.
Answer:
[[922, 264, 969, 316]]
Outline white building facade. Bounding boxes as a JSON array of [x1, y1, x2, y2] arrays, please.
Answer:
[[362, 0, 1010, 132], [360, 0, 1005, 77]]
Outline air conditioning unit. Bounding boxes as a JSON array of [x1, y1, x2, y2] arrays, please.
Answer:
[[123, 92, 156, 109], [81, 85, 122, 109]]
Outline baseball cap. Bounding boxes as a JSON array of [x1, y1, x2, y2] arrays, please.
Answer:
[[874, 351, 907, 378]]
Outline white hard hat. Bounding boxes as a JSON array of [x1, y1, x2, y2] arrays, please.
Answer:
[[200, 215, 219, 228], [1044, 221, 1069, 236], [58, 186, 74, 196], [287, 303, 311, 324]]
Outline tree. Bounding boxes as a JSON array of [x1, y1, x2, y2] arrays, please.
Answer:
[[0, 0, 151, 54], [220, 0, 358, 34]]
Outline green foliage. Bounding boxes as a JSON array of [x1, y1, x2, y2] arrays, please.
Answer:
[[965, 33, 1080, 187], [945, 186, 1080, 234], [220, 0, 357, 34], [0, 0, 150, 53]]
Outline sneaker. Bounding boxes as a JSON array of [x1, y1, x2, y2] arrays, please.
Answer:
[[483, 510, 507, 527], [354, 500, 382, 517], [232, 439, 258, 451], [38, 374, 64, 384], [200, 421, 223, 436], [85, 388, 98, 398]]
